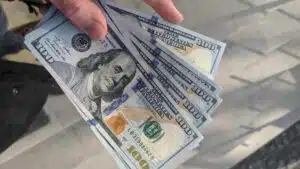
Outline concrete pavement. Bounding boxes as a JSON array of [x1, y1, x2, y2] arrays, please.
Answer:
[[1, 0, 300, 169]]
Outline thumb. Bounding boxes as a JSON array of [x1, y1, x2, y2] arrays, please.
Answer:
[[49, 0, 108, 39]]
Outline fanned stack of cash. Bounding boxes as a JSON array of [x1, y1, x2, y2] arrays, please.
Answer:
[[24, 1, 226, 169]]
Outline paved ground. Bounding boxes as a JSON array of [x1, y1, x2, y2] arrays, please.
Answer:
[[1, 0, 300, 169], [231, 120, 300, 169]]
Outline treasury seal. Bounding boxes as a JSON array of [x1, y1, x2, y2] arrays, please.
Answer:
[[72, 33, 91, 52]]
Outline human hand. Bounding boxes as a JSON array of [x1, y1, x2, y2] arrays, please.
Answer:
[[49, 0, 183, 39]]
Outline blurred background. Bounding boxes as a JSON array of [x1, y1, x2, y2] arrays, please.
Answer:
[[1, 0, 300, 169]]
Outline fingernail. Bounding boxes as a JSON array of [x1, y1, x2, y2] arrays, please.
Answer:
[[177, 13, 184, 23], [86, 21, 107, 40], [169, 14, 184, 24]]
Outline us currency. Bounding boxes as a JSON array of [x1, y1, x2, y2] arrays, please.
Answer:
[[103, 7, 222, 118], [132, 35, 222, 116], [97, 0, 214, 128], [130, 39, 212, 128], [24, 6, 203, 169], [98, 0, 205, 157], [67, 95, 130, 169], [118, 31, 212, 129], [102, 6, 213, 128], [105, 2, 226, 77], [28, 10, 132, 169], [103, 4, 221, 96]]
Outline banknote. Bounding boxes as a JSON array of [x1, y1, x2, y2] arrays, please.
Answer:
[[131, 35, 222, 116], [67, 94, 130, 169], [31, 12, 132, 168], [103, 4, 221, 95], [98, 4, 216, 128], [129, 38, 212, 128], [103, 8, 222, 117], [105, 2, 226, 77], [24, 8, 203, 169], [98, 0, 214, 129]]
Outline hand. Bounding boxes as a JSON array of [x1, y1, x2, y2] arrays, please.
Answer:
[[49, 0, 183, 39]]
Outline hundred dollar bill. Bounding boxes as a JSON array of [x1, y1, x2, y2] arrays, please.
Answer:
[[105, 2, 226, 77], [30, 12, 132, 169], [24, 9, 203, 169], [99, 5, 214, 127], [100, 0, 206, 156], [104, 4, 221, 95], [129, 37, 212, 128], [67, 95, 130, 169], [132, 35, 222, 115], [103, 7, 222, 117]]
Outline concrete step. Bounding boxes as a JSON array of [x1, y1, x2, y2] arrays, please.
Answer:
[[228, 10, 300, 54], [0, 95, 82, 164], [185, 43, 300, 169], [278, 37, 300, 58], [112, 0, 251, 41], [173, 0, 249, 30], [277, 0, 300, 20], [188, 0, 296, 40], [242, 0, 296, 10], [195, 13, 264, 41], [0, 119, 118, 169], [227, 49, 300, 83]]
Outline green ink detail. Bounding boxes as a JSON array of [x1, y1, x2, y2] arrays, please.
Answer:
[[143, 121, 164, 142]]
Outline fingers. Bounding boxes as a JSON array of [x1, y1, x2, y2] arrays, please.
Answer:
[[49, 0, 181, 39], [49, 0, 107, 39], [144, 0, 183, 23]]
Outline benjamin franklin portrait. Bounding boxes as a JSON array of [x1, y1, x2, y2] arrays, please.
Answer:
[[52, 49, 137, 119]]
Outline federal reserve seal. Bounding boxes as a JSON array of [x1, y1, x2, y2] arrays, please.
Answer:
[[72, 33, 91, 52]]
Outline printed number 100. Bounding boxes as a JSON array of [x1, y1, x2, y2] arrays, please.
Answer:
[[128, 146, 150, 169]]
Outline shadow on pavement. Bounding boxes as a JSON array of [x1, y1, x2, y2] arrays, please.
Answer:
[[231, 118, 300, 169], [181, 43, 300, 169]]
